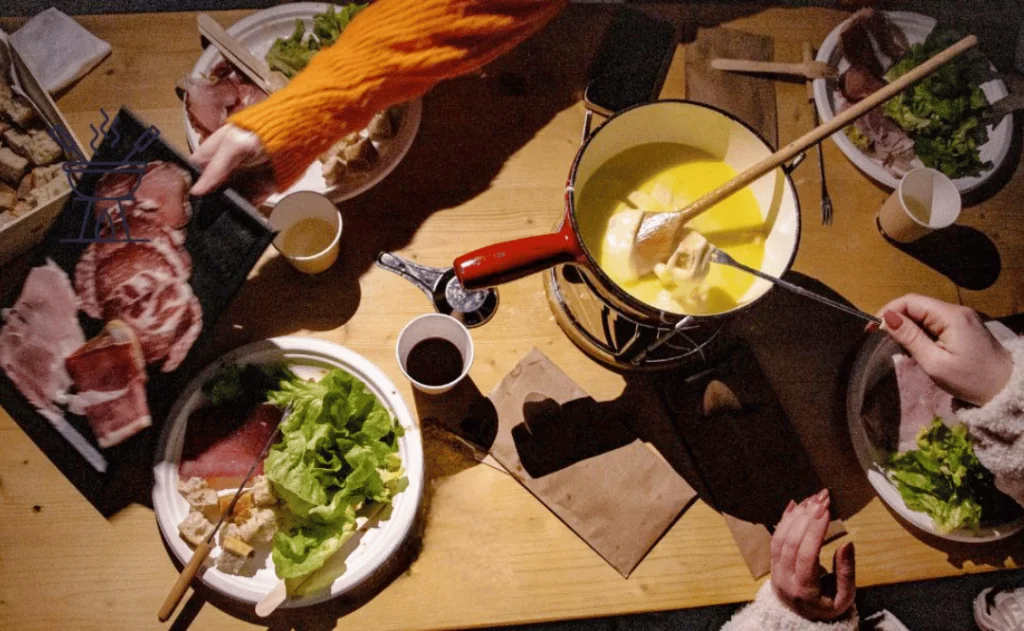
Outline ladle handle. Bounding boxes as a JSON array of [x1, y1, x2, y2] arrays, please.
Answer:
[[454, 226, 580, 289], [376, 251, 445, 299], [674, 35, 978, 226]]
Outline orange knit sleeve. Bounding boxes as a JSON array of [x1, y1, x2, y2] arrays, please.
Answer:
[[228, 0, 567, 190]]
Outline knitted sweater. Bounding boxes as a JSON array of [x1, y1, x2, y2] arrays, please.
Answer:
[[722, 583, 858, 631], [958, 336, 1024, 505], [229, 0, 567, 190]]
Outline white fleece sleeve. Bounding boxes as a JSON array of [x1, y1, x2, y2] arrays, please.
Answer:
[[720, 583, 858, 631], [958, 336, 1024, 506]]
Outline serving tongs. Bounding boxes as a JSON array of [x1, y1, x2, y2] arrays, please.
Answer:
[[195, 13, 288, 94]]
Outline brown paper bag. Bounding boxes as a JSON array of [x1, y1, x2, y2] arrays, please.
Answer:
[[686, 28, 779, 147], [480, 349, 697, 577]]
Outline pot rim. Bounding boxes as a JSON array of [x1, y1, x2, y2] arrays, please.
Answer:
[[565, 98, 803, 323]]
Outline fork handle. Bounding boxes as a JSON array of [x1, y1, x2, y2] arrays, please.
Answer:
[[722, 256, 880, 324]]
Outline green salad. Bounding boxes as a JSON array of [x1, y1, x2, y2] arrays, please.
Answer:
[[887, 419, 1018, 533], [204, 363, 406, 593], [883, 28, 993, 178], [266, 4, 368, 78]]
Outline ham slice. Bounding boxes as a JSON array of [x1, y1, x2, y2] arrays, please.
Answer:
[[838, 8, 908, 77], [179, 403, 283, 490], [0, 261, 85, 422], [65, 321, 151, 448], [893, 354, 955, 452], [183, 61, 268, 141], [836, 93, 916, 177], [93, 160, 193, 230], [75, 212, 203, 372], [840, 65, 888, 103]]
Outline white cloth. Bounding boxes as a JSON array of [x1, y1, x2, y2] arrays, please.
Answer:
[[721, 582, 859, 631], [11, 8, 110, 94]]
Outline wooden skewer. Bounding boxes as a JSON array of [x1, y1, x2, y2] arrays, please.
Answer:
[[158, 541, 212, 622], [632, 35, 978, 270], [197, 14, 289, 93], [711, 58, 838, 80]]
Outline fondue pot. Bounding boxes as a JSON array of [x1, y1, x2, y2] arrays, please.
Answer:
[[454, 100, 803, 369]]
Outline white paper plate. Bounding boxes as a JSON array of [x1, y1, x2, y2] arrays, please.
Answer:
[[847, 322, 1024, 543], [185, 2, 422, 207], [813, 11, 1013, 193], [153, 337, 423, 607]]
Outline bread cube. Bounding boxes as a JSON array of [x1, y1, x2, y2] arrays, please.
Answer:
[[0, 147, 28, 185], [177, 510, 214, 547]]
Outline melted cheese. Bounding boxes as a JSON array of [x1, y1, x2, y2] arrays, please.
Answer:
[[577, 143, 766, 315]]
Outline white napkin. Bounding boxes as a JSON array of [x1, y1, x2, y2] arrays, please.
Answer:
[[11, 8, 111, 95]]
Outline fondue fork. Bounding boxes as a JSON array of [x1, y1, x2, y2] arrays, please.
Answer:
[[630, 35, 978, 269], [707, 246, 880, 325], [803, 42, 834, 227]]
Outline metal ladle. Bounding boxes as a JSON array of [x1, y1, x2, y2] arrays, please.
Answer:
[[376, 251, 499, 327]]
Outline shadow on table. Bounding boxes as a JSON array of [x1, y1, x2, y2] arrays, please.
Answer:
[[883, 223, 1002, 291]]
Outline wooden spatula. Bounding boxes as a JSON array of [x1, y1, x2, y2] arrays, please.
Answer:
[[711, 58, 838, 80], [197, 14, 288, 93], [630, 35, 977, 273]]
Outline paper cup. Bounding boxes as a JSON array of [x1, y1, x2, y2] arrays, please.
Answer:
[[877, 168, 961, 243], [269, 191, 342, 275], [396, 314, 474, 395]]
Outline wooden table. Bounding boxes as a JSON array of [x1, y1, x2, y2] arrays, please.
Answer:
[[1, 5, 1023, 631]]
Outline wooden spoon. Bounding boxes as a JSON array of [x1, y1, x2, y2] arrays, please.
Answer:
[[711, 58, 838, 80], [630, 35, 978, 274]]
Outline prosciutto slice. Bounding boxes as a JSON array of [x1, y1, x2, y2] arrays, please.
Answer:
[[93, 160, 194, 230], [0, 261, 85, 421], [178, 403, 283, 489], [893, 354, 955, 452], [64, 321, 151, 448], [183, 61, 268, 140], [836, 93, 915, 177], [75, 212, 203, 372]]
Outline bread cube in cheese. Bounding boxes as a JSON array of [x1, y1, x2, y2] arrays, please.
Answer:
[[178, 510, 214, 547]]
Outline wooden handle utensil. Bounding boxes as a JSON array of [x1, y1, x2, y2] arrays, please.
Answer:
[[632, 35, 978, 265], [197, 14, 289, 93], [158, 541, 212, 622], [711, 58, 838, 80]]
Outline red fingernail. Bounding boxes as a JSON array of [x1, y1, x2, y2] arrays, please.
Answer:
[[883, 311, 902, 330], [785, 499, 796, 513]]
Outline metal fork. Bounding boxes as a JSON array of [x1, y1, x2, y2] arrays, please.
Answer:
[[709, 247, 879, 324], [804, 42, 834, 226]]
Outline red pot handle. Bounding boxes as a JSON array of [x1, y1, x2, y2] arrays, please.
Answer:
[[454, 224, 581, 289]]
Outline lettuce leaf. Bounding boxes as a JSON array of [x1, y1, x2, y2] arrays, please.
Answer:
[[263, 368, 405, 587], [887, 419, 1018, 532], [265, 4, 368, 78]]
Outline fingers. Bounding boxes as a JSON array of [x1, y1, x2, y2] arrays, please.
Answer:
[[875, 293, 959, 337], [778, 493, 823, 578], [191, 137, 245, 196], [880, 309, 948, 372], [771, 499, 797, 565], [832, 542, 856, 616], [795, 492, 831, 581]]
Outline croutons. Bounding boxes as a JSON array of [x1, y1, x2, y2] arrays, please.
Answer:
[[343, 138, 379, 171], [0, 94, 36, 128], [322, 156, 347, 186], [0, 146, 29, 185], [178, 510, 214, 547], [177, 476, 221, 522], [3, 128, 61, 166], [252, 476, 277, 507], [215, 548, 249, 574], [0, 182, 14, 213], [367, 110, 395, 141]]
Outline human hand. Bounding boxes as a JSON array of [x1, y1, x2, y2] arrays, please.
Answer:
[[189, 124, 275, 204], [771, 489, 856, 622], [874, 294, 1013, 406]]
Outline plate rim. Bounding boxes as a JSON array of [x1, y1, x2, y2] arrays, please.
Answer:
[[812, 10, 1013, 194], [152, 335, 424, 607], [846, 324, 1024, 543], [183, 2, 423, 207]]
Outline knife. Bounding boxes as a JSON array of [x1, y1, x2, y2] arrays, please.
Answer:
[[158, 405, 288, 622], [196, 14, 289, 94]]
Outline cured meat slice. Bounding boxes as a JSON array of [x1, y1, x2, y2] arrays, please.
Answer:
[[75, 212, 203, 372], [840, 65, 888, 103], [893, 354, 955, 453], [0, 260, 85, 422], [183, 61, 268, 140], [836, 93, 915, 177], [179, 403, 283, 490], [838, 9, 909, 77], [65, 321, 152, 448], [93, 160, 193, 230]]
